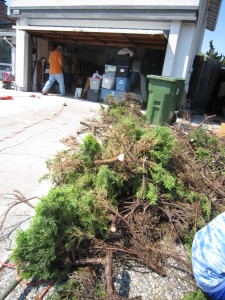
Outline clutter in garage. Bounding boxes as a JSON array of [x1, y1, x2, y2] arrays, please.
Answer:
[[36, 43, 165, 107]]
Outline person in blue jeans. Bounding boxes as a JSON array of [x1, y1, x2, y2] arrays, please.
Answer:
[[42, 44, 65, 96], [192, 212, 225, 300]]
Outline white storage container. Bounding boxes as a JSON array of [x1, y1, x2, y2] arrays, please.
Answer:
[[90, 78, 102, 91], [101, 75, 116, 90]]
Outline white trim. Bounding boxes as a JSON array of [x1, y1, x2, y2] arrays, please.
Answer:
[[0, 32, 16, 36], [13, 25, 166, 36]]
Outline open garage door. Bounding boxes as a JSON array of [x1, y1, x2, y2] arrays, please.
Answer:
[[16, 26, 167, 50], [15, 25, 167, 101]]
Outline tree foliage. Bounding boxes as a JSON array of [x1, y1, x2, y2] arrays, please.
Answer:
[[204, 40, 225, 64], [10, 97, 225, 299]]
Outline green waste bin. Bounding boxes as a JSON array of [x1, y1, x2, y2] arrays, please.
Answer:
[[174, 78, 186, 111], [146, 75, 185, 125]]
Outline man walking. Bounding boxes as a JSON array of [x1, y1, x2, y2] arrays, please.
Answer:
[[42, 44, 65, 96]]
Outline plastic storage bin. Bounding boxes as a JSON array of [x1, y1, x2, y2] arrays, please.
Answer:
[[116, 66, 131, 78], [105, 65, 117, 77], [90, 78, 102, 91], [115, 54, 132, 66], [116, 77, 130, 92], [146, 75, 181, 125], [87, 89, 100, 102], [100, 89, 124, 101], [101, 75, 116, 90]]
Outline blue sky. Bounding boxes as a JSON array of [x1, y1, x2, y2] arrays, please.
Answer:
[[201, 0, 225, 55], [5, 0, 225, 56]]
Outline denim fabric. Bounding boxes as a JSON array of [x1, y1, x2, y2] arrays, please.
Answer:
[[42, 73, 65, 96]]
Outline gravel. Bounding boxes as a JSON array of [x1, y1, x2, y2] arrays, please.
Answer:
[[0, 253, 195, 300], [112, 259, 195, 300]]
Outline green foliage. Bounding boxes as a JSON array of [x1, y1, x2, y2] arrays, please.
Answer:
[[189, 127, 223, 154], [93, 164, 124, 200], [11, 186, 110, 280], [205, 40, 225, 65], [95, 281, 107, 298], [113, 114, 144, 141], [150, 163, 176, 191], [79, 134, 101, 165], [187, 191, 199, 204], [182, 289, 207, 300], [11, 98, 224, 288], [183, 229, 195, 255], [188, 127, 225, 169], [200, 195, 211, 221], [143, 183, 159, 205], [141, 126, 176, 166]]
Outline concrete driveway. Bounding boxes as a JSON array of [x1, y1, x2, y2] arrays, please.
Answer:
[[0, 89, 103, 263]]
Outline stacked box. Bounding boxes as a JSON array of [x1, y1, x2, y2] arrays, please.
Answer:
[[100, 89, 124, 101], [87, 89, 100, 102], [116, 77, 130, 92], [115, 54, 132, 66], [116, 66, 131, 78], [101, 74, 116, 90], [90, 78, 102, 91], [105, 65, 117, 77]]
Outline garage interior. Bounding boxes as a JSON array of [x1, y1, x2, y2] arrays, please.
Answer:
[[27, 28, 167, 105]]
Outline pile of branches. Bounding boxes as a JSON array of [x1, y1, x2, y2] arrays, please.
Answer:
[[9, 97, 225, 299]]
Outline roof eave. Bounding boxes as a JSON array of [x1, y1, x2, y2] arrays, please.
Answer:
[[206, 0, 222, 31]]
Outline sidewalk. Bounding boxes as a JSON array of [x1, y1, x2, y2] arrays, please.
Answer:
[[0, 89, 104, 263]]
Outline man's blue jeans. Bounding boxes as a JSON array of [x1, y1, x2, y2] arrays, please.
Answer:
[[42, 73, 65, 96]]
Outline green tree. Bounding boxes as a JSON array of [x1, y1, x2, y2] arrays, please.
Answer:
[[204, 40, 225, 64]]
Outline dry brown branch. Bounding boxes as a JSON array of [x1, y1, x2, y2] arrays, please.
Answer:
[[94, 156, 124, 165], [105, 251, 114, 296], [202, 173, 225, 197], [72, 258, 105, 265], [0, 190, 37, 231], [198, 115, 217, 128], [80, 120, 97, 136]]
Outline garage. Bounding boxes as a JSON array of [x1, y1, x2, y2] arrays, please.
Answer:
[[12, 1, 216, 98], [17, 25, 167, 105]]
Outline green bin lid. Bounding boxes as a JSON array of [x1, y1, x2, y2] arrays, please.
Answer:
[[147, 75, 177, 82]]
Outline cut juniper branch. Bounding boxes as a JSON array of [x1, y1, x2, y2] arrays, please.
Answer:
[[104, 202, 136, 239], [105, 251, 114, 296], [94, 154, 124, 165], [72, 258, 105, 265], [80, 120, 98, 136]]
